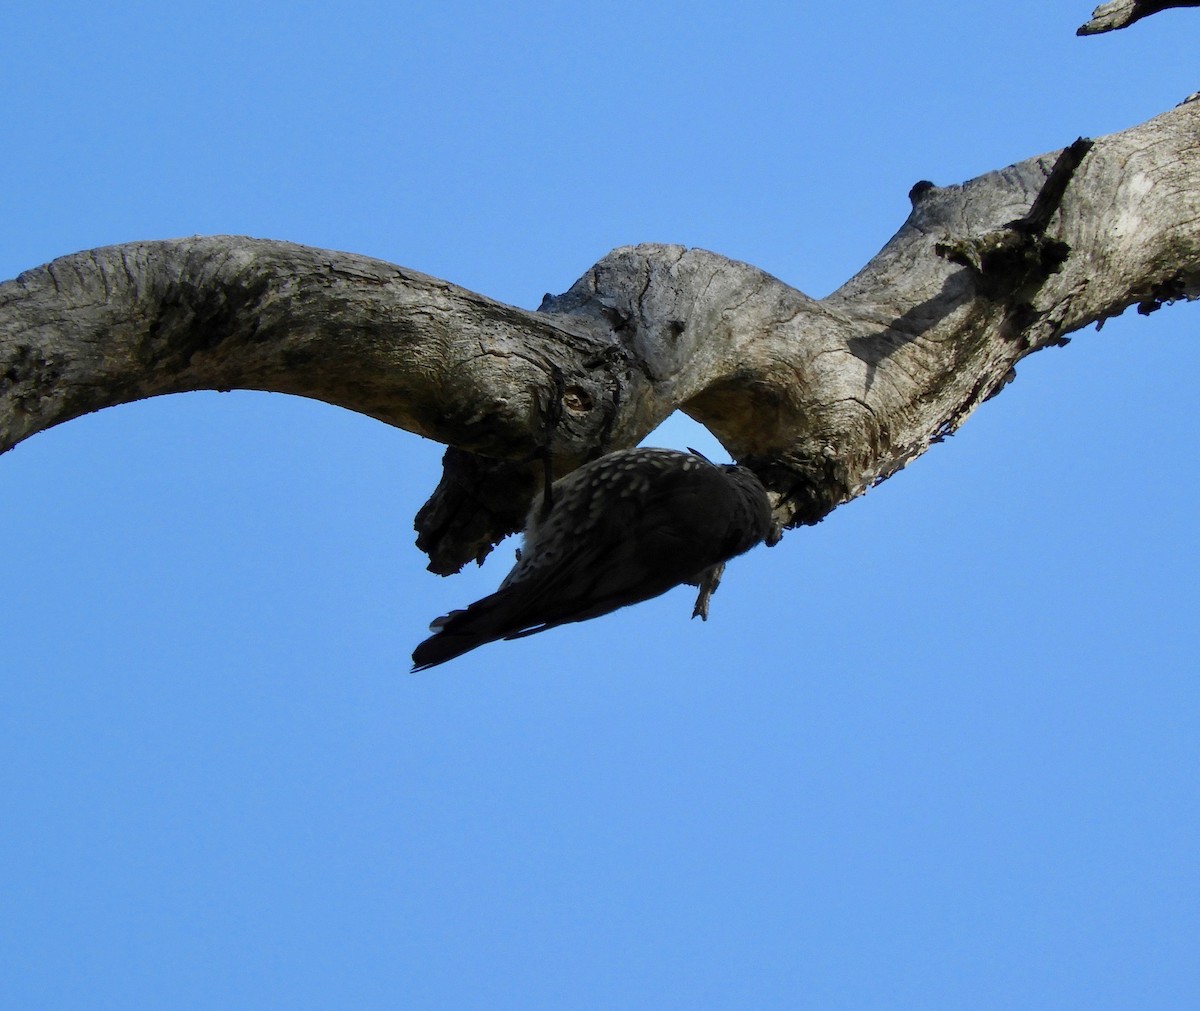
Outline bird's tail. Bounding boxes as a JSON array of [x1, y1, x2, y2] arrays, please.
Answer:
[[410, 591, 520, 671]]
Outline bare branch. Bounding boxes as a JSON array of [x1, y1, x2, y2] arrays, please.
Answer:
[[3, 100, 1198, 572], [1078, 0, 1200, 34], [550, 102, 1199, 529], [0, 239, 641, 465]]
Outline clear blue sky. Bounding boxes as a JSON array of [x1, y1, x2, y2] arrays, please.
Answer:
[[2, 2, 1198, 1008]]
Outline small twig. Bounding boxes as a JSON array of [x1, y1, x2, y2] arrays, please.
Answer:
[[935, 138, 1093, 292], [1007, 138, 1095, 235]]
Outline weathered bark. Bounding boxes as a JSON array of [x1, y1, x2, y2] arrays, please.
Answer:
[[0, 242, 628, 466], [3, 97, 1198, 572], [1078, 0, 1200, 34]]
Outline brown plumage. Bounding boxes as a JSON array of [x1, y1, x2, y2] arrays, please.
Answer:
[[411, 447, 773, 671]]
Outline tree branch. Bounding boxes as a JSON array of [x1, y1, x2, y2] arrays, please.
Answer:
[[1077, 0, 1200, 34], [0, 239, 635, 465], [3, 101, 1198, 572]]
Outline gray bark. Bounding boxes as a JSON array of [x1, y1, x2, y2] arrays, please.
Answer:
[[2, 97, 1198, 572], [1077, 0, 1200, 34]]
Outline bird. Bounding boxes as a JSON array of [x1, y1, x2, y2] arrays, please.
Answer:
[[411, 447, 774, 671]]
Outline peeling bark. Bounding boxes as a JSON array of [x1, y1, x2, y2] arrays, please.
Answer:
[[2, 97, 1198, 573]]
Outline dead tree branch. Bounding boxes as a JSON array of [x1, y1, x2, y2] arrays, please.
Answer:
[[1078, 0, 1200, 34], [3, 98, 1198, 572]]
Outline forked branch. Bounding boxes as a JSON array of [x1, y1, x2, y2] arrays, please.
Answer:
[[2, 97, 1198, 573]]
